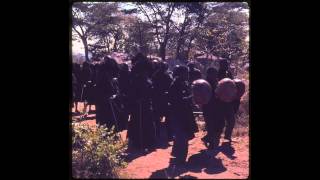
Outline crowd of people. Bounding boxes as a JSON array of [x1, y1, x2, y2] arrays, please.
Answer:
[[72, 52, 245, 167]]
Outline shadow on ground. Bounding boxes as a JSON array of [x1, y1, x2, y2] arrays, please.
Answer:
[[150, 142, 237, 178]]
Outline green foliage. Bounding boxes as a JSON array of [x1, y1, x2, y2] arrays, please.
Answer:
[[72, 123, 127, 179]]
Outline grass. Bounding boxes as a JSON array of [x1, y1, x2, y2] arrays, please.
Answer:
[[232, 126, 249, 137], [119, 171, 132, 179]]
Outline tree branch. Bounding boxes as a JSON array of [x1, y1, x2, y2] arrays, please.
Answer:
[[153, 4, 166, 22], [79, 25, 86, 37], [137, 4, 162, 44], [72, 26, 83, 39]]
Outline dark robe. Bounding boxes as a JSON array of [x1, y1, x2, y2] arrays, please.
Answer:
[[127, 74, 156, 150], [168, 77, 197, 163], [94, 65, 118, 130], [151, 70, 173, 138]]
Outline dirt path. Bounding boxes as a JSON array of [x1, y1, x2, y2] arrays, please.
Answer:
[[120, 131, 249, 179], [72, 104, 249, 179]]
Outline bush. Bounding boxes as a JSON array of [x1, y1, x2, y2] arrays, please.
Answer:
[[72, 123, 127, 179], [235, 71, 249, 128]]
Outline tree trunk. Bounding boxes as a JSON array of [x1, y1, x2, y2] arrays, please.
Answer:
[[103, 38, 108, 53], [186, 37, 195, 60], [175, 39, 182, 60], [139, 24, 143, 54], [106, 37, 110, 53], [153, 41, 158, 55], [81, 37, 89, 62], [159, 43, 166, 61], [175, 14, 189, 60], [113, 38, 118, 52], [160, 16, 172, 61]]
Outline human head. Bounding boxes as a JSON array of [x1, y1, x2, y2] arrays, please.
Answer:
[[219, 58, 229, 71], [160, 61, 169, 72], [132, 55, 153, 77], [174, 65, 189, 81], [152, 59, 161, 73], [102, 56, 120, 78], [187, 62, 196, 70], [120, 63, 129, 72], [131, 52, 147, 66], [82, 61, 90, 70], [234, 79, 246, 98], [172, 65, 180, 78], [206, 67, 218, 82]]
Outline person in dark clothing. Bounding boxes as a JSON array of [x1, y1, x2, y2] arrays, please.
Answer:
[[127, 54, 156, 151], [201, 67, 220, 148], [224, 79, 246, 142], [118, 63, 130, 96], [212, 99, 233, 147], [216, 58, 237, 143], [201, 67, 236, 149], [151, 59, 161, 76], [217, 58, 234, 81], [131, 52, 145, 67], [82, 62, 96, 114], [187, 62, 202, 112], [172, 65, 180, 78], [232, 80, 245, 114], [205, 67, 219, 89], [168, 65, 198, 165], [162, 62, 175, 142], [187, 62, 202, 85], [115, 63, 131, 131], [108, 76, 128, 132], [95, 57, 120, 130], [151, 61, 173, 140], [72, 63, 82, 113]]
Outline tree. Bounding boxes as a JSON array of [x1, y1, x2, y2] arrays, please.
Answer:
[[136, 2, 178, 61], [172, 2, 208, 61], [72, 2, 120, 61], [124, 17, 154, 55], [72, 2, 92, 62], [71, 2, 249, 68], [193, 2, 249, 72]]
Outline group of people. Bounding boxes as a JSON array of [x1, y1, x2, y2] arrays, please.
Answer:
[[72, 52, 244, 167]]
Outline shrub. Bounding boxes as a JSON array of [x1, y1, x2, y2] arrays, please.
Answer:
[[72, 123, 127, 179], [235, 71, 249, 128]]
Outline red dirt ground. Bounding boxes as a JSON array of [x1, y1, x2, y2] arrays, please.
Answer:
[[72, 104, 249, 179]]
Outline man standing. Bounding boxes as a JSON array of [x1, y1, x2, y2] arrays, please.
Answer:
[[187, 62, 202, 84], [127, 53, 156, 151], [168, 66, 198, 166], [151, 61, 173, 140], [217, 58, 234, 81]]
